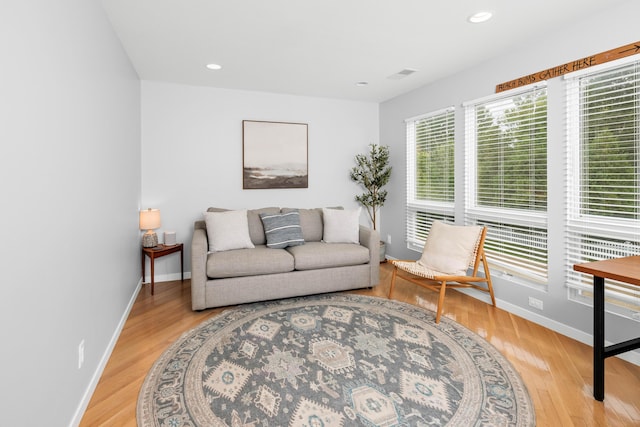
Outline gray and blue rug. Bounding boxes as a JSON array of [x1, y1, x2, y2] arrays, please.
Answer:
[[138, 294, 534, 426]]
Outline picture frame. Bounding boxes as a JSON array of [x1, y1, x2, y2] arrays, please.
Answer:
[[242, 120, 308, 189]]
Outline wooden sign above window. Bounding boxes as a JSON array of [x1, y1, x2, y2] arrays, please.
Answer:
[[496, 41, 640, 93]]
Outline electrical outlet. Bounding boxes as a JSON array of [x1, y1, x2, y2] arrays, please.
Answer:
[[387, 234, 391, 244], [78, 340, 85, 369], [528, 297, 543, 311]]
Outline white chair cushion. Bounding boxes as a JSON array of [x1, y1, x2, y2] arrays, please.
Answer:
[[417, 221, 483, 275]]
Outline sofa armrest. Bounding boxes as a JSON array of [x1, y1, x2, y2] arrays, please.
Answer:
[[191, 226, 208, 310], [359, 225, 380, 286]]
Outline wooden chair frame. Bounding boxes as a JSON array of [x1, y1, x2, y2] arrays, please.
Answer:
[[388, 226, 496, 323]]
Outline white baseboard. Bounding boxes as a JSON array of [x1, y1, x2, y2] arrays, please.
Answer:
[[69, 278, 143, 427]]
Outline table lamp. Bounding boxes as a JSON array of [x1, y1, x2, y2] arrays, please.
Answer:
[[140, 208, 161, 247]]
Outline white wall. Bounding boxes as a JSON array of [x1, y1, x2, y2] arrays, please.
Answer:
[[380, 1, 640, 361], [0, 1, 141, 425], [141, 81, 379, 279]]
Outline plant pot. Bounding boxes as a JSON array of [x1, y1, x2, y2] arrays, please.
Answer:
[[380, 241, 387, 263]]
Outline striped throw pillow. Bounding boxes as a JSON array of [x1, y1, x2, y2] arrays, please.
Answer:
[[259, 210, 305, 249]]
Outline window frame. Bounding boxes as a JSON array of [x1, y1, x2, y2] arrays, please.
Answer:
[[464, 84, 549, 286], [564, 56, 640, 318], [404, 107, 456, 252]]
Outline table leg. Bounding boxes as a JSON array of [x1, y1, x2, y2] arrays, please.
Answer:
[[150, 254, 155, 295], [141, 249, 145, 283], [593, 275, 605, 401], [180, 247, 184, 281]]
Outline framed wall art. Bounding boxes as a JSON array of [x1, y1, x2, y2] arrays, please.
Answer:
[[242, 120, 308, 189]]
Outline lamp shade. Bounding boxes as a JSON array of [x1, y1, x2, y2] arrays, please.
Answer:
[[140, 208, 161, 230]]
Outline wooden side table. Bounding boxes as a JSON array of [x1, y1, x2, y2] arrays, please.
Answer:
[[142, 243, 184, 295]]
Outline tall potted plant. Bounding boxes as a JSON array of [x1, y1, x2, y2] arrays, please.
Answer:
[[350, 144, 392, 261]]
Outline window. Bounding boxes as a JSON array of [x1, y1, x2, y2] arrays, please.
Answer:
[[405, 107, 455, 252], [464, 85, 548, 284], [565, 59, 640, 317]]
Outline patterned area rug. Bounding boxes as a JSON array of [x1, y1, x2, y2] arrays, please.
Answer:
[[138, 294, 535, 426]]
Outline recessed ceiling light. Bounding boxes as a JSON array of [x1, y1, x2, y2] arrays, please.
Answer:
[[468, 11, 493, 23], [206, 63, 222, 70], [355, 81, 368, 87]]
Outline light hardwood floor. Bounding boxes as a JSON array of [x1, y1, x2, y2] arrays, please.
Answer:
[[80, 263, 640, 426]]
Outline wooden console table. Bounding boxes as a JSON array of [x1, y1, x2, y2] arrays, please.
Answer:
[[142, 243, 184, 295], [573, 255, 640, 401]]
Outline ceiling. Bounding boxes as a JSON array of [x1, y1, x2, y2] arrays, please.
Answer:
[[101, 0, 627, 103]]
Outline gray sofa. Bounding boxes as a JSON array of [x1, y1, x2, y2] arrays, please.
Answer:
[[191, 207, 380, 310]]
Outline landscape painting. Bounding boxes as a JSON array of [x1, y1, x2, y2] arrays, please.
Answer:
[[243, 120, 308, 189]]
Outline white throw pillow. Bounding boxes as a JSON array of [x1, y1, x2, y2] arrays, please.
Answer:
[[203, 210, 255, 252], [322, 207, 361, 244], [417, 220, 483, 275]]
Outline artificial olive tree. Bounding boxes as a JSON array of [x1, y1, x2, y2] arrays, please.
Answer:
[[349, 144, 392, 231]]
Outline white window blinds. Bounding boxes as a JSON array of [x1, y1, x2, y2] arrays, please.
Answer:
[[565, 59, 640, 317], [464, 85, 548, 284], [405, 107, 455, 252]]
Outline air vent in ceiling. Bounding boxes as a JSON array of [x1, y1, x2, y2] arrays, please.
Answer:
[[387, 68, 418, 80]]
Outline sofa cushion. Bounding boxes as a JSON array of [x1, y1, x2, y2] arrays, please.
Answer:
[[207, 207, 280, 245], [203, 210, 255, 252], [282, 207, 323, 242], [207, 245, 294, 278], [286, 241, 369, 270], [248, 207, 281, 245], [322, 207, 361, 244], [260, 210, 305, 249]]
